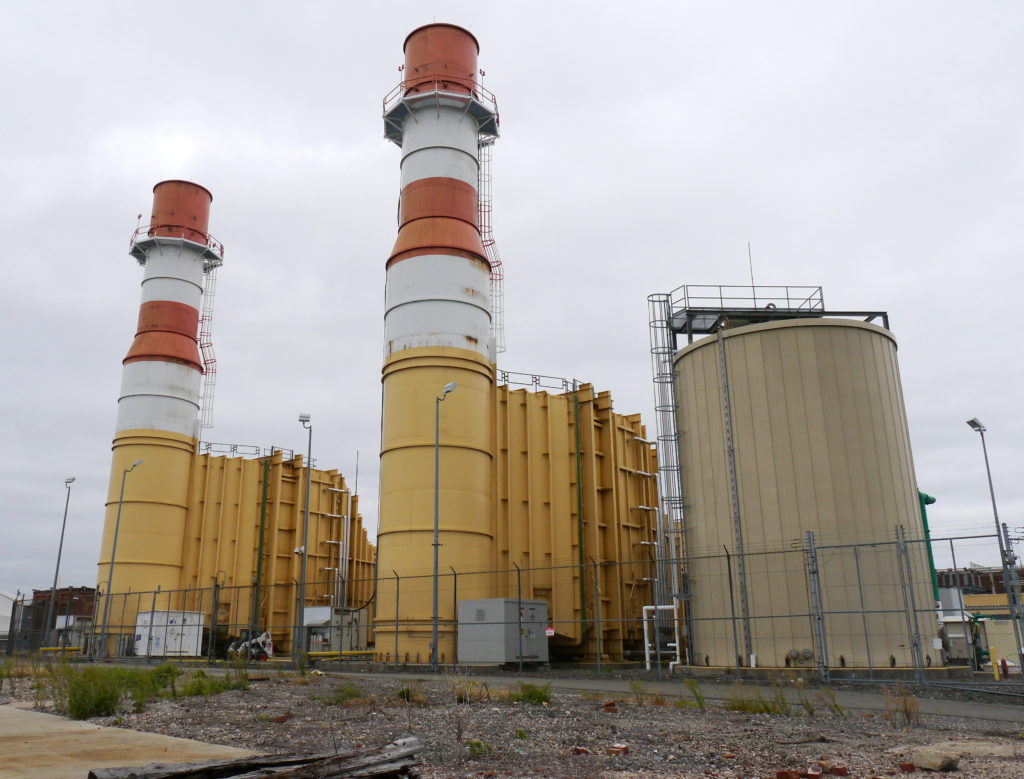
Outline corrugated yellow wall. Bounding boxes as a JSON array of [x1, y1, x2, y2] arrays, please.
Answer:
[[494, 383, 660, 661], [181, 450, 376, 653]]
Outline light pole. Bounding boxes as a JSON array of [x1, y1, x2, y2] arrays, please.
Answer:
[[432, 381, 456, 671], [43, 477, 75, 647], [98, 460, 142, 658], [297, 413, 312, 659], [967, 417, 1024, 673]]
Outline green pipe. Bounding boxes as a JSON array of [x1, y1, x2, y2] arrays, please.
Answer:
[[250, 457, 271, 639], [918, 489, 940, 603]]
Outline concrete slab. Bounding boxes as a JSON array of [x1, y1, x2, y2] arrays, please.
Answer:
[[0, 704, 255, 779], [890, 739, 1023, 758]]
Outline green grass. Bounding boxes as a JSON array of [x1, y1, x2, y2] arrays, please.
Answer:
[[725, 683, 791, 716], [46, 663, 192, 719], [683, 678, 706, 711], [508, 682, 551, 705], [467, 739, 493, 756], [180, 669, 248, 697], [317, 681, 365, 706]]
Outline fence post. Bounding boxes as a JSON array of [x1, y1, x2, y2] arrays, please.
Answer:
[[853, 546, 874, 679], [805, 531, 829, 683], [894, 526, 924, 683], [393, 571, 400, 670], [207, 581, 220, 664], [88, 588, 100, 660], [115, 587, 131, 658], [513, 562, 523, 673], [450, 566, 458, 665], [591, 557, 602, 676], [949, 539, 975, 671], [1000, 523, 1024, 675]]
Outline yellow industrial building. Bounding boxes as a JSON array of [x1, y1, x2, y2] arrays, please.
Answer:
[[99, 447, 375, 654], [375, 380, 660, 664]]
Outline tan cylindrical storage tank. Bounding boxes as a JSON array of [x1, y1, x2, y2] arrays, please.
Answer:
[[674, 318, 938, 670]]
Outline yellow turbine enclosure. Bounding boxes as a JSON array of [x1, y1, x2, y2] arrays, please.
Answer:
[[377, 348, 496, 662]]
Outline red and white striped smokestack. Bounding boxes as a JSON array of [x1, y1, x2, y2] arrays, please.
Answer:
[[118, 180, 221, 436], [383, 23, 498, 360], [97, 180, 224, 613], [376, 24, 500, 660]]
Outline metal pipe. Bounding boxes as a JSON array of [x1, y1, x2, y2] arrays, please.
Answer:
[[918, 490, 940, 603], [724, 546, 740, 672], [432, 382, 455, 671], [250, 457, 270, 645], [98, 460, 141, 658], [44, 477, 75, 646]]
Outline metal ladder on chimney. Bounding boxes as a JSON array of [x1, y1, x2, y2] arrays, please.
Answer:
[[198, 267, 218, 429], [478, 137, 506, 354]]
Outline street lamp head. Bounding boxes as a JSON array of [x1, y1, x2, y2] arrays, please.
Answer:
[[65, 477, 75, 485], [443, 382, 457, 396], [299, 413, 311, 428], [966, 418, 986, 433], [126, 460, 143, 473]]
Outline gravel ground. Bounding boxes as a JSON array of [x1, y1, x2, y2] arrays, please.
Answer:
[[6, 669, 1024, 777]]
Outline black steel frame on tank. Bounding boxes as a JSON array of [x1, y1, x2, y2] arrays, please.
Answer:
[[668, 284, 889, 345]]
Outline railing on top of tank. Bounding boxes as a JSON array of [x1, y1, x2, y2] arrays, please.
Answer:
[[198, 442, 304, 463], [129, 224, 225, 261], [382, 77, 498, 118], [497, 370, 580, 393], [671, 284, 824, 313]]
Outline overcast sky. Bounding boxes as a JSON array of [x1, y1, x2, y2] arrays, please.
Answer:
[[2, 2, 1021, 597]]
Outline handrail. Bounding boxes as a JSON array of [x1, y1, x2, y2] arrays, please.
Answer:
[[383, 77, 498, 118], [672, 284, 824, 313], [130, 224, 225, 260]]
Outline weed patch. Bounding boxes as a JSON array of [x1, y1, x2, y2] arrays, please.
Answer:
[[396, 685, 426, 705], [46, 663, 189, 719], [509, 682, 551, 705], [466, 739, 493, 756], [317, 681, 365, 706], [725, 683, 791, 716], [883, 682, 920, 726], [683, 678, 706, 711], [180, 669, 248, 698]]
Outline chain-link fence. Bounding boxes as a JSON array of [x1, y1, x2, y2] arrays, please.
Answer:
[[6, 531, 1022, 687]]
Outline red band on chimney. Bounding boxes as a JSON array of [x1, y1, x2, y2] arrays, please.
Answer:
[[388, 217, 488, 269], [403, 24, 479, 96], [123, 300, 202, 371], [148, 180, 213, 244], [400, 177, 478, 229]]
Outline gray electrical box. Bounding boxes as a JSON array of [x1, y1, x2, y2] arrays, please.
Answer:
[[457, 598, 549, 665]]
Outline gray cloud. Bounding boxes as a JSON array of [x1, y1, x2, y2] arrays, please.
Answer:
[[2, 1, 1021, 595]]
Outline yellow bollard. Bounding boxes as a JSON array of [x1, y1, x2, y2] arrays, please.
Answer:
[[991, 647, 1001, 681]]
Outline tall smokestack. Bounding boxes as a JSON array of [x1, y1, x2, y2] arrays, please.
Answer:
[[376, 24, 499, 661], [97, 181, 222, 647]]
